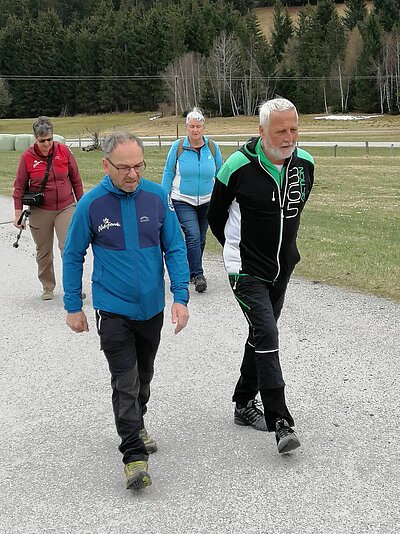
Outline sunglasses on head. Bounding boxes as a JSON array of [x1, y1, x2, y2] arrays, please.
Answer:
[[37, 137, 53, 143]]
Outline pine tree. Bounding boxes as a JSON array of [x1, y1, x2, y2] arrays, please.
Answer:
[[0, 13, 36, 117], [228, 0, 253, 14], [373, 0, 400, 32], [180, 0, 214, 55], [31, 8, 67, 116], [353, 13, 382, 111], [343, 0, 368, 30], [74, 27, 100, 114], [60, 27, 78, 116], [235, 14, 275, 115], [55, 0, 98, 26], [271, 0, 294, 62], [293, 6, 325, 112]]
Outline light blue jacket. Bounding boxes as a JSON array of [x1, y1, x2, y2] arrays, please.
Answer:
[[63, 175, 189, 320], [161, 136, 223, 206]]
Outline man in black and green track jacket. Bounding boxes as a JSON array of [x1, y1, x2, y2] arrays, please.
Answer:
[[208, 98, 314, 454]]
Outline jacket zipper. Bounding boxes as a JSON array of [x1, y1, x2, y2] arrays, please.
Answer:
[[197, 148, 201, 206], [257, 154, 292, 282], [183, 145, 201, 206]]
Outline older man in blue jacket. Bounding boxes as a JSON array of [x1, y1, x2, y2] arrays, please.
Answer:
[[63, 132, 189, 491]]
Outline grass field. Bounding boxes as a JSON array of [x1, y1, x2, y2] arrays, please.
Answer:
[[1, 135, 398, 302], [1, 111, 399, 140]]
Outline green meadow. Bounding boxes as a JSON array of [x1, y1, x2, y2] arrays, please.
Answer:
[[1, 113, 399, 302]]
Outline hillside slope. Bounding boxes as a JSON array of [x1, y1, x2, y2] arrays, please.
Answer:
[[254, 2, 373, 38]]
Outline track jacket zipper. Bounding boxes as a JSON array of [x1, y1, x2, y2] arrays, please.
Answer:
[[257, 154, 292, 282]]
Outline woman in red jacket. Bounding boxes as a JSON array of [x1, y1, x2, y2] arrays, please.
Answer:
[[13, 116, 84, 300]]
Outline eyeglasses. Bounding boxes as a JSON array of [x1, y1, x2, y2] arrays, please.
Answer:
[[106, 158, 146, 176], [37, 137, 53, 143]]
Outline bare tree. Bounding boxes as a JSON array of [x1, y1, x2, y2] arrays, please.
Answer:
[[206, 31, 241, 116], [380, 30, 400, 113], [239, 33, 265, 116], [163, 52, 204, 114], [341, 27, 363, 111]]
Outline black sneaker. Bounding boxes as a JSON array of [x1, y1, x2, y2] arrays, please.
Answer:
[[194, 275, 207, 293], [275, 419, 300, 453], [234, 399, 268, 431]]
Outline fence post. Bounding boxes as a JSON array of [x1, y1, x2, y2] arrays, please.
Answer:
[[334, 144, 337, 157], [365, 141, 369, 156], [158, 135, 161, 152], [389, 143, 394, 157], [78, 135, 81, 150]]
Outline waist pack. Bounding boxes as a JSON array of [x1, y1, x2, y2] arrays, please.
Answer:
[[22, 153, 53, 207], [22, 190, 45, 206]]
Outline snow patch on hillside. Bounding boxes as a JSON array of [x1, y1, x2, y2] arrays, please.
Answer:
[[315, 115, 379, 121]]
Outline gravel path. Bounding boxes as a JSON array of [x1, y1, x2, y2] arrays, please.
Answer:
[[0, 195, 399, 534]]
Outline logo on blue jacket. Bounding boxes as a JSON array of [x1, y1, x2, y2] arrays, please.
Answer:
[[98, 217, 121, 233]]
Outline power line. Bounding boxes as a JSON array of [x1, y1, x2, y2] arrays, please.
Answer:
[[1, 74, 383, 81]]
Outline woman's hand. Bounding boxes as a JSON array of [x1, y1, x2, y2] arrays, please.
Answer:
[[13, 210, 24, 229]]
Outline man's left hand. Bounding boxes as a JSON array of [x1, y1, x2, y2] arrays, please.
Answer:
[[66, 311, 89, 333], [171, 303, 189, 334]]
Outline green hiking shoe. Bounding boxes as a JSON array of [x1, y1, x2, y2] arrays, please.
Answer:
[[124, 461, 152, 490], [139, 428, 158, 454]]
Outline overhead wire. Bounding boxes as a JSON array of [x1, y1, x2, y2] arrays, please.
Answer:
[[1, 74, 382, 81]]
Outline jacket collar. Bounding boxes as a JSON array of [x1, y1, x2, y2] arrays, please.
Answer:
[[101, 175, 143, 197], [242, 136, 297, 165]]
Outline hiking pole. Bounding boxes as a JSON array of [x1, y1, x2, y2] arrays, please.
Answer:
[[13, 208, 30, 248]]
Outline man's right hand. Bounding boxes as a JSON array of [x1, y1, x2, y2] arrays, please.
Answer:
[[66, 311, 89, 333]]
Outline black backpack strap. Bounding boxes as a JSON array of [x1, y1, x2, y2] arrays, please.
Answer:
[[39, 154, 53, 192]]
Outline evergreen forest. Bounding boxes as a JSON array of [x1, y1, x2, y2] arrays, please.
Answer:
[[0, 0, 399, 118]]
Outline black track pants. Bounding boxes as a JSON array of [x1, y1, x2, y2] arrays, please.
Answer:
[[95, 310, 163, 464], [229, 275, 294, 430]]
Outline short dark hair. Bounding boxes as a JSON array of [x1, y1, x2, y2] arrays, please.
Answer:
[[32, 116, 53, 138]]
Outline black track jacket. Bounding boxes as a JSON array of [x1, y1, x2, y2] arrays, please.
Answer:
[[207, 137, 314, 282]]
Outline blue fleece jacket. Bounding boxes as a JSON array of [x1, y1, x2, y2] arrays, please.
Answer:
[[161, 136, 223, 205], [63, 175, 189, 320]]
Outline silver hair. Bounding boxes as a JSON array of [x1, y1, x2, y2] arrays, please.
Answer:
[[186, 107, 205, 124], [259, 98, 297, 126], [32, 116, 53, 138], [102, 131, 144, 157]]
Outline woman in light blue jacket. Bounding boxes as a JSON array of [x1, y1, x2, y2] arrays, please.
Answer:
[[162, 108, 223, 293]]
